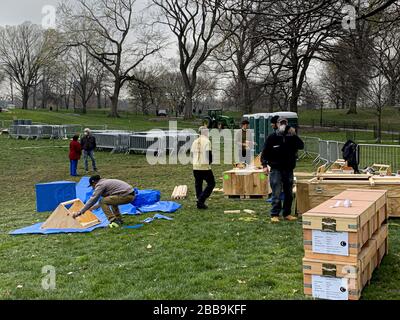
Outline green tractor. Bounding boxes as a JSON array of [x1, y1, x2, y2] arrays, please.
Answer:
[[202, 109, 236, 129]]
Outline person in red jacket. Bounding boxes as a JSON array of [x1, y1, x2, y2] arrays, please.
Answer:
[[69, 135, 82, 176]]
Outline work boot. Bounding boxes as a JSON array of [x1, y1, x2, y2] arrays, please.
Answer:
[[271, 216, 280, 223], [109, 222, 120, 228], [115, 218, 124, 226], [197, 202, 208, 209], [284, 215, 298, 221]]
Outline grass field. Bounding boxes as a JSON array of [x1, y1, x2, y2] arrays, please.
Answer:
[[0, 110, 399, 300]]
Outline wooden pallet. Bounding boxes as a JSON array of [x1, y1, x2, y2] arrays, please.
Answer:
[[171, 185, 188, 200], [225, 194, 266, 200]]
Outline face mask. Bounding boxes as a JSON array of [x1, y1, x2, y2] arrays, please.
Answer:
[[278, 125, 286, 133]]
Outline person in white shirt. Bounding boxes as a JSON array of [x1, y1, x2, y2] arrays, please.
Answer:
[[190, 126, 215, 209]]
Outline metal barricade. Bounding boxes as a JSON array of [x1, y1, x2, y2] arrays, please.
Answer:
[[299, 136, 320, 160], [358, 144, 400, 172], [61, 125, 82, 139], [318, 140, 329, 164], [129, 133, 167, 155], [327, 141, 342, 163], [93, 133, 120, 151]]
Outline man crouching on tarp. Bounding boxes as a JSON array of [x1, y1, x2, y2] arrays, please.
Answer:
[[72, 175, 135, 228]]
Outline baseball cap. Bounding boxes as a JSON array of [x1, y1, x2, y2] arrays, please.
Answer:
[[88, 175, 101, 187], [271, 115, 280, 124], [278, 117, 288, 124]]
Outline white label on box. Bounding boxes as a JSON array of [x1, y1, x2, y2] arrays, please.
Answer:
[[312, 275, 349, 300], [312, 230, 349, 256]]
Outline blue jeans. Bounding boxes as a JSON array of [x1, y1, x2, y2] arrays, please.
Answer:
[[70, 160, 78, 176], [83, 150, 97, 171], [269, 168, 294, 217]]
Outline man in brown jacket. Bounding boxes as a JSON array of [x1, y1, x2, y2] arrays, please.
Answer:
[[72, 175, 135, 227]]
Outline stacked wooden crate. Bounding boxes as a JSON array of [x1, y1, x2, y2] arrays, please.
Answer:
[[223, 168, 270, 199], [302, 189, 389, 300], [296, 175, 400, 217]]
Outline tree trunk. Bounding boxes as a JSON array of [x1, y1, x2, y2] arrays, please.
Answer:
[[73, 88, 77, 112], [184, 90, 193, 120], [268, 85, 276, 113], [377, 107, 382, 144], [389, 82, 396, 107], [82, 101, 87, 114], [347, 91, 358, 114], [289, 93, 299, 113], [10, 76, 14, 104], [22, 87, 29, 110], [32, 85, 37, 109], [97, 92, 102, 109], [109, 81, 120, 117]]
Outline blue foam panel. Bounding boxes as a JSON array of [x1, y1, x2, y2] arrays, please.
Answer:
[[35, 181, 77, 212]]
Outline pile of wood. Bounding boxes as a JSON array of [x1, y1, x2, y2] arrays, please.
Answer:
[[302, 189, 389, 300], [171, 185, 188, 200]]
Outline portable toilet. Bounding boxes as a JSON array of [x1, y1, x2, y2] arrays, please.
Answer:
[[256, 113, 271, 154]]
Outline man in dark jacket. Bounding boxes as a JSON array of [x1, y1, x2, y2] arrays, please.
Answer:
[[80, 128, 98, 173], [261, 118, 304, 223]]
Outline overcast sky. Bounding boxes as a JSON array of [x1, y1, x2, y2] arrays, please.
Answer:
[[0, 0, 320, 99], [0, 0, 61, 26]]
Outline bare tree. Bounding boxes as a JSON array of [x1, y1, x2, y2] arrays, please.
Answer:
[[0, 23, 58, 109], [60, 0, 165, 117], [372, 23, 400, 107], [363, 74, 389, 143], [65, 46, 100, 113], [153, 0, 233, 119], [210, 0, 266, 113]]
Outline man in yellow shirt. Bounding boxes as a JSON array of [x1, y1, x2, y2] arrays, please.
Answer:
[[191, 126, 216, 209]]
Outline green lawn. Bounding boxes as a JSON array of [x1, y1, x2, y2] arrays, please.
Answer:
[[299, 107, 400, 132], [0, 110, 399, 300]]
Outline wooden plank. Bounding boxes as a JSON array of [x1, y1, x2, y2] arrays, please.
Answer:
[[296, 182, 310, 214], [224, 210, 241, 214]]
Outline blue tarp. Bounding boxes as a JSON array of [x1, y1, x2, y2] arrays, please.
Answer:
[[137, 201, 181, 213], [142, 214, 174, 224], [76, 176, 93, 203], [10, 208, 109, 235], [132, 188, 161, 206]]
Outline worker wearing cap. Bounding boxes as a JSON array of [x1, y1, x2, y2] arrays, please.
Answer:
[[190, 126, 216, 209], [72, 175, 135, 227], [80, 128, 97, 173], [270, 115, 280, 132], [235, 119, 255, 164], [261, 118, 304, 223]]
